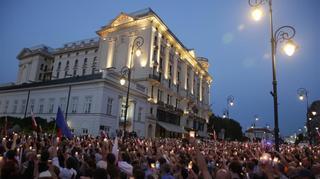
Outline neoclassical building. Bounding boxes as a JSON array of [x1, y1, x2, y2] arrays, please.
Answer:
[[0, 8, 213, 137]]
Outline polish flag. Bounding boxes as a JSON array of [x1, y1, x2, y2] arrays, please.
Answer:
[[213, 130, 217, 141], [31, 111, 38, 130]]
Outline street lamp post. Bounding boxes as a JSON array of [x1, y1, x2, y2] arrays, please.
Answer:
[[254, 114, 259, 128], [120, 36, 144, 136], [297, 88, 312, 144], [248, 0, 299, 151], [226, 95, 235, 119]]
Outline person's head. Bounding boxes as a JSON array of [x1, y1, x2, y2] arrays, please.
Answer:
[[160, 163, 171, 175], [1, 160, 19, 179], [216, 169, 231, 179], [66, 157, 78, 170], [291, 168, 315, 179], [93, 168, 108, 179], [5, 150, 16, 160], [229, 160, 244, 178], [106, 153, 116, 165], [41, 150, 50, 162], [133, 167, 145, 179], [121, 152, 131, 163]]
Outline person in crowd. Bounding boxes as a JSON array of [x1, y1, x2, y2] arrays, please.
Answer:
[[0, 131, 319, 179]]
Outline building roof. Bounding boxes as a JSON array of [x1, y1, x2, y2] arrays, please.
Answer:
[[17, 45, 54, 59], [245, 127, 273, 133], [0, 73, 103, 91], [97, 8, 213, 80]]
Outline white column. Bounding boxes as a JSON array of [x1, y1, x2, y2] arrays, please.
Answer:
[[199, 75, 203, 102], [106, 39, 115, 68], [173, 53, 178, 85], [156, 33, 161, 71], [127, 36, 134, 68], [190, 69, 194, 94], [182, 62, 188, 90], [164, 44, 170, 79], [149, 27, 156, 68]]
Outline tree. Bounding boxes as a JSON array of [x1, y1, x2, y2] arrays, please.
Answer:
[[207, 114, 243, 141], [0, 116, 55, 134]]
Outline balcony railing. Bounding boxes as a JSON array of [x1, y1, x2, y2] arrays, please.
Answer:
[[149, 74, 160, 82]]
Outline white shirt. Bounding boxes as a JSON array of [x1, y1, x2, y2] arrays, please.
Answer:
[[52, 157, 77, 179]]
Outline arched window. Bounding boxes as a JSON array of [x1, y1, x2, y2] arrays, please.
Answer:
[[58, 62, 61, 70], [74, 59, 78, 67]]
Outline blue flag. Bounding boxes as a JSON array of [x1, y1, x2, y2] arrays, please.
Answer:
[[56, 107, 73, 139]]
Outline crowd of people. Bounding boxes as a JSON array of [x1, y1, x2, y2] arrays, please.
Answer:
[[0, 132, 320, 179]]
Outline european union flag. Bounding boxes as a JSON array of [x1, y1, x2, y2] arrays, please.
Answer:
[[56, 107, 73, 139]]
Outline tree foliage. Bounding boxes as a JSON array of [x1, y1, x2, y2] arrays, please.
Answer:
[[207, 114, 243, 141], [0, 116, 55, 134]]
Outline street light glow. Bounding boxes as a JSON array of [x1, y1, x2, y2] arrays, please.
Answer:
[[229, 102, 234, 106], [283, 40, 297, 56], [222, 114, 226, 119], [120, 78, 126, 86], [135, 49, 142, 57], [312, 111, 317, 116], [299, 95, 304, 101], [251, 7, 263, 21]]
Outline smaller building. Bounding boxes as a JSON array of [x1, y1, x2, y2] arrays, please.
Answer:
[[245, 127, 274, 141]]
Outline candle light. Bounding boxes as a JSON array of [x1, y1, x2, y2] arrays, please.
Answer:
[[188, 161, 193, 169], [29, 146, 32, 150]]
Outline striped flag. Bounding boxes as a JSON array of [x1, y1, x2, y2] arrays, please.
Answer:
[[31, 111, 38, 130]]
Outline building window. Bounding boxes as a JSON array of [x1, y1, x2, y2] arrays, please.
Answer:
[[120, 102, 126, 121], [58, 62, 61, 70], [71, 97, 78, 113], [100, 125, 110, 133], [82, 128, 88, 134], [56, 71, 60, 78], [85, 50, 88, 54], [39, 98, 45, 114], [74, 59, 78, 67], [64, 71, 68, 77], [167, 94, 170, 104], [158, 89, 163, 102], [84, 58, 88, 66], [48, 98, 55, 113], [106, 97, 113, 115], [21, 99, 26, 114], [150, 107, 153, 114], [65, 60, 70, 70], [151, 86, 154, 98], [59, 97, 66, 112], [67, 53, 70, 57], [84, 96, 92, 113], [73, 69, 77, 76], [159, 57, 163, 70], [12, 100, 18, 114], [82, 69, 86, 76], [39, 73, 42, 80], [137, 107, 142, 122], [29, 99, 35, 113]]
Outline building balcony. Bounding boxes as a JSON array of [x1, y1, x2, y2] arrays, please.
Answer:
[[148, 74, 161, 83]]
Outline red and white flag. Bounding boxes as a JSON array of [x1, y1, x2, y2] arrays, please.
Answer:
[[213, 130, 217, 141], [31, 111, 38, 130]]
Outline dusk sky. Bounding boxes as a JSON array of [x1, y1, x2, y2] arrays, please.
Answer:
[[0, 0, 319, 136]]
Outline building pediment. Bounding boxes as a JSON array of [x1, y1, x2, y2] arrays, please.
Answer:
[[17, 48, 32, 59], [110, 13, 135, 27]]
